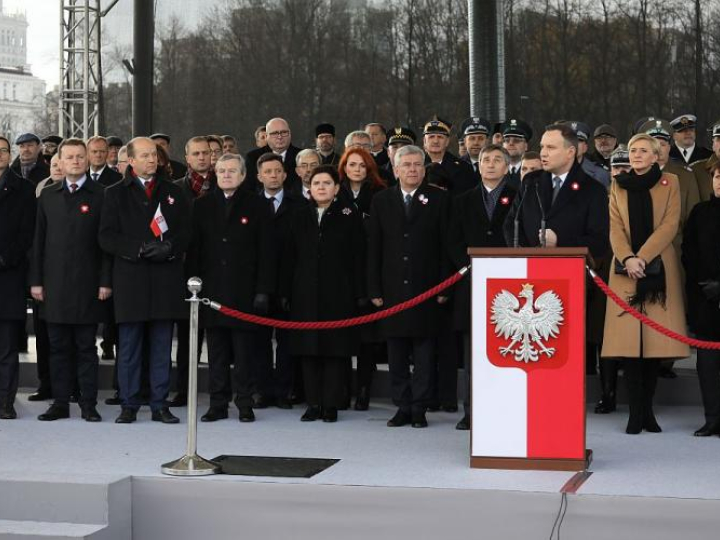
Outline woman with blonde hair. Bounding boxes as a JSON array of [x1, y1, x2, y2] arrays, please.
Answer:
[[602, 133, 689, 434]]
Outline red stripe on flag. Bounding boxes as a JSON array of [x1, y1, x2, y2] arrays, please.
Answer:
[[526, 257, 586, 459]]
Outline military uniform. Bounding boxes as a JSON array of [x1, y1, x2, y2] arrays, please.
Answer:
[[499, 118, 533, 191], [668, 115, 713, 165]]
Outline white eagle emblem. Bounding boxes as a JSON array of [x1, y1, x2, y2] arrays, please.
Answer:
[[490, 283, 564, 363]]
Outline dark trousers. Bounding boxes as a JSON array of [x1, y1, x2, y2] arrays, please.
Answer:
[[697, 349, 720, 423], [47, 323, 99, 407], [0, 321, 20, 407], [100, 300, 116, 356], [174, 319, 204, 396], [356, 342, 385, 390], [624, 358, 659, 419], [252, 326, 293, 399], [206, 327, 254, 408], [302, 356, 347, 408], [32, 302, 52, 393], [387, 337, 435, 414], [118, 321, 173, 411], [433, 324, 459, 406]]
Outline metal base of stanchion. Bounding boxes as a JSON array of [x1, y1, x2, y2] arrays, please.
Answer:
[[161, 454, 220, 476]]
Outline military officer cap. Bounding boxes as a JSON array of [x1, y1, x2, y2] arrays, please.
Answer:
[[423, 116, 452, 136], [670, 114, 697, 132], [610, 145, 630, 167], [150, 133, 171, 143], [493, 122, 503, 135], [564, 121, 592, 142], [459, 117, 492, 138], [711, 121, 720, 139], [41, 135, 63, 145], [640, 119, 673, 142], [500, 118, 532, 141], [106, 136, 123, 147], [15, 133, 40, 145], [387, 127, 416, 146], [633, 116, 656, 135], [315, 123, 335, 137], [594, 124, 617, 138]]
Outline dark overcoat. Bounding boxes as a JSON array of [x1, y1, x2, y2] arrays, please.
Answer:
[[30, 179, 111, 324], [98, 167, 191, 323], [187, 188, 275, 330], [0, 170, 35, 321], [367, 183, 450, 338], [280, 200, 366, 357], [448, 182, 518, 332], [244, 144, 301, 195], [91, 167, 122, 188], [267, 190, 307, 301], [11, 155, 49, 186], [425, 152, 476, 198]]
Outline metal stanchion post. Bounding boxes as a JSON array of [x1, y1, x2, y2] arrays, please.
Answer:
[[162, 277, 220, 476]]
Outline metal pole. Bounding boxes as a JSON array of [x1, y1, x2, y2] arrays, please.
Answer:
[[161, 277, 219, 476], [58, 0, 65, 137], [132, 0, 154, 136]]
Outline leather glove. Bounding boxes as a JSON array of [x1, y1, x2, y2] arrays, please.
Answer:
[[280, 297, 290, 313], [140, 240, 174, 262], [253, 293, 270, 315], [356, 297, 369, 309], [700, 280, 720, 301]]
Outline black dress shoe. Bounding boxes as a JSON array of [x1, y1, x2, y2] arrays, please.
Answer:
[[643, 409, 662, 433], [38, 404, 70, 421], [594, 395, 616, 414], [101, 349, 115, 360], [275, 397, 293, 410], [166, 393, 187, 408], [238, 406, 256, 422], [387, 409, 411, 427], [201, 407, 228, 422], [354, 387, 370, 411], [289, 393, 305, 405], [252, 394, 271, 409], [0, 404, 17, 420], [301, 406, 322, 422], [152, 407, 180, 424], [694, 420, 720, 437], [455, 415, 470, 430], [115, 408, 137, 424], [81, 406, 102, 422], [440, 403, 459, 413], [322, 407, 338, 423], [426, 403, 440, 412], [27, 389, 52, 402], [626, 414, 643, 435], [658, 365, 677, 379], [105, 392, 122, 406], [411, 412, 428, 428]]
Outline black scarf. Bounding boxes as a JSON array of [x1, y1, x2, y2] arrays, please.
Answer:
[[615, 163, 665, 309]]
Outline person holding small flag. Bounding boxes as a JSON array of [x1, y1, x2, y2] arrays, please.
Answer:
[[99, 137, 191, 424]]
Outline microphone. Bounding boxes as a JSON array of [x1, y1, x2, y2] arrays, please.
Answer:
[[535, 181, 547, 248], [513, 181, 529, 248]]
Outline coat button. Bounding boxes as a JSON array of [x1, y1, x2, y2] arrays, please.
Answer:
[[403, 233, 409, 238], [403, 256, 409, 261], [221, 260, 227, 266], [487, 231, 493, 235], [403, 280, 409, 284], [222, 238, 227, 243]]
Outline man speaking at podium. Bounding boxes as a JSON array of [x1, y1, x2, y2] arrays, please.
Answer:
[[504, 123, 609, 261]]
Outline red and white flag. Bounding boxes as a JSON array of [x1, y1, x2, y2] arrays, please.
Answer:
[[150, 203, 168, 238], [471, 256, 586, 460]]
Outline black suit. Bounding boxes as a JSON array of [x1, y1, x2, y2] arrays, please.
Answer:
[[425, 152, 476, 198], [244, 145, 301, 195], [169, 159, 187, 180], [503, 163, 610, 260], [372, 148, 390, 168], [669, 143, 713, 165], [89, 167, 123, 188], [506, 164, 522, 191], [0, 170, 36, 410], [30, 178, 111, 408]]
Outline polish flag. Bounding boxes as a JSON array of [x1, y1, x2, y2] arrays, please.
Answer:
[[150, 203, 168, 238], [471, 256, 586, 461]]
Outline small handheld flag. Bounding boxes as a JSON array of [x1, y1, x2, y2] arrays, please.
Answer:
[[150, 203, 169, 238]]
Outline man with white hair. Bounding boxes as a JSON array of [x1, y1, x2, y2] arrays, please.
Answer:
[[245, 117, 302, 194]]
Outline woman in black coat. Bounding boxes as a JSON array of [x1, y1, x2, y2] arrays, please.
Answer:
[[281, 165, 366, 422], [337, 148, 387, 410], [682, 159, 720, 437]]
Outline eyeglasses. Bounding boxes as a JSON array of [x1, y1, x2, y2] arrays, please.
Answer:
[[268, 130, 290, 137], [0, 148, 10, 155], [297, 162, 319, 169]]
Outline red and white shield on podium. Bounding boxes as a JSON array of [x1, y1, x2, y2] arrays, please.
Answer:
[[470, 251, 588, 470]]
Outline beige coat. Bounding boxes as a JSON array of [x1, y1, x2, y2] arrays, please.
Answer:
[[601, 173, 689, 359], [692, 154, 718, 202]]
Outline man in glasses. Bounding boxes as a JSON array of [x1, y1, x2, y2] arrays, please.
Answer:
[[245, 117, 302, 194]]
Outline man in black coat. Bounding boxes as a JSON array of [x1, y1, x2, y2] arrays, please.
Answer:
[[669, 114, 713, 165], [11, 133, 50, 186], [503, 123, 610, 261], [381, 127, 416, 187], [30, 139, 111, 422], [500, 118, 533, 191], [458, 116, 492, 175], [366, 123, 390, 168], [422, 117, 476, 198], [87, 136, 123, 188], [0, 136, 36, 419], [367, 145, 451, 429], [150, 133, 187, 180], [448, 144, 518, 430], [245, 118, 301, 194], [315, 123, 340, 166], [187, 153, 276, 422], [99, 137, 192, 424]]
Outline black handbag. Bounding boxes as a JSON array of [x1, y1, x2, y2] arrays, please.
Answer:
[[614, 256, 662, 276]]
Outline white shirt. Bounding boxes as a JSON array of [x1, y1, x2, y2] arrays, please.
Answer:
[[551, 171, 570, 189], [66, 175, 87, 192], [89, 165, 106, 181], [302, 186, 311, 200], [680, 143, 695, 162], [265, 188, 284, 212], [274, 150, 288, 162], [317, 206, 327, 225], [401, 187, 419, 199]]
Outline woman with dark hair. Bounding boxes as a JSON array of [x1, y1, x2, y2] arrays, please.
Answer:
[[154, 143, 174, 179], [281, 165, 366, 422], [602, 134, 689, 434], [682, 159, 720, 437]]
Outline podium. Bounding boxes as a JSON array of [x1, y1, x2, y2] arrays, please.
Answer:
[[468, 248, 592, 471]]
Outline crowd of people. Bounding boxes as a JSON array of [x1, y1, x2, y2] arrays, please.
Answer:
[[0, 112, 719, 438]]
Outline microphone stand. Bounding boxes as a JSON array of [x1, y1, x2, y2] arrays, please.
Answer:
[[513, 181, 529, 248], [535, 181, 547, 248]]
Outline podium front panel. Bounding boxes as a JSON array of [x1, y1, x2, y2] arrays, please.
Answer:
[[471, 256, 586, 462]]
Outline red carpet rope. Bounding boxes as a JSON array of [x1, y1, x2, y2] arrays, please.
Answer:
[[588, 267, 720, 350], [204, 266, 469, 330]]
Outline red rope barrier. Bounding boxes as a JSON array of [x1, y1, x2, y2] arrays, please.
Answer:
[[588, 268, 720, 350], [207, 266, 469, 330]]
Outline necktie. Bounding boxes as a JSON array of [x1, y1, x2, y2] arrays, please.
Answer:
[[404, 193, 412, 218], [552, 176, 562, 204], [473, 162, 479, 174], [144, 179, 154, 199], [683, 148, 688, 161], [92, 173, 99, 182], [69, 183, 77, 193], [269, 196, 277, 214]]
